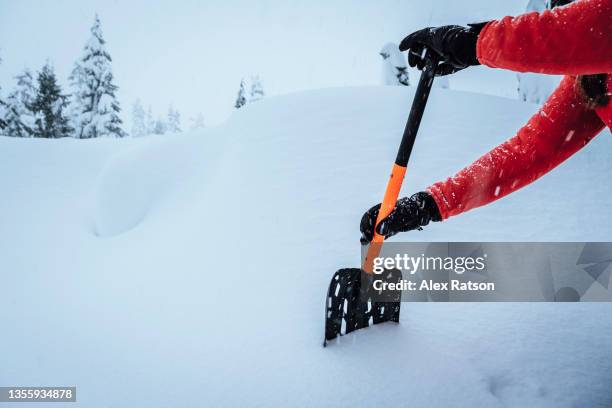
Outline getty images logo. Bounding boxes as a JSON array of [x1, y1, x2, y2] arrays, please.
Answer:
[[372, 253, 487, 275]]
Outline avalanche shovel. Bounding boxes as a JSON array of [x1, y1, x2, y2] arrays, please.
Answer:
[[324, 54, 439, 346]]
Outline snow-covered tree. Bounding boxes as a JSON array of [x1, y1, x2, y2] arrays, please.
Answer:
[[380, 43, 410, 86], [235, 76, 264, 109], [250, 75, 264, 102], [31, 63, 72, 138], [235, 79, 247, 109], [166, 105, 181, 133], [153, 116, 166, 135], [145, 105, 155, 134], [189, 113, 205, 131], [131, 99, 146, 137], [67, 61, 86, 135], [4, 69, 37, 137], [70, 14, 125, 138], [379, 42, 450, 89]]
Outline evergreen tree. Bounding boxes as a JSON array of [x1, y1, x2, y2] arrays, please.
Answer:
[[145, 105, 155, 134], [166, 105, 181, 133], [70, 14, 125, 138], [153, 116, 166, 135], [249, 75, 265, 102], [189, 113, 205, 131], [30, 63, 72, 138], [4, 69, 37, 137], [234, 79, 247, 109], [131, 99, 146, 137], [68, 61, 87, 137]]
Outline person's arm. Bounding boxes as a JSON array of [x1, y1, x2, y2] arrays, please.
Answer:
[[427, 75, 606, 220], [478, 0, 612, 75]]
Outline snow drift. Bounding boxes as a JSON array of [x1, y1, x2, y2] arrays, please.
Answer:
[[1, 86, 612, 407]]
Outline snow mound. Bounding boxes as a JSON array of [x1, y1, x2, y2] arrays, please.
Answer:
[[2, 86, 612, 407], [93, 134, 212, 237]]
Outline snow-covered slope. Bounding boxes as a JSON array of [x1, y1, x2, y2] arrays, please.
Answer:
[[1, 86, 611, 407]]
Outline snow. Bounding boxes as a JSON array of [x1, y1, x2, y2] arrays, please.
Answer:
[[1, 86, 612, 407], [517, 72, 562, 104]]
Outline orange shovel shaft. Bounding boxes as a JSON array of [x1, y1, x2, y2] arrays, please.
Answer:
[[361, 53, 438, 274], [363, 164, 406, 273]]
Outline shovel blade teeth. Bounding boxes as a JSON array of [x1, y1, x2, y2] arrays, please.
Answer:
[[324, 267, 401, 345]]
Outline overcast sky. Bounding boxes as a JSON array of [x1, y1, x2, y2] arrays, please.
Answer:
[[0, 0, 524, 128]]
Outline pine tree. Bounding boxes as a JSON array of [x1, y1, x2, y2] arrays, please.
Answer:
[[249, 75, 265, 102], [166, 105, 181, 133], [131, 99, 146, 137], [153, 116, 166, 135], [189, 113, 205, 131], [145, 106, 155, 134], [4, 69, 37, 137], [70, 14, 125, 138], [68, 61, 86, 137], [30, 63, 72, 138], [234, 79, 247, 109]]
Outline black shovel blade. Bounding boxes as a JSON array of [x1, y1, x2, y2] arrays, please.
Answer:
[[324, 267, 401, 346]]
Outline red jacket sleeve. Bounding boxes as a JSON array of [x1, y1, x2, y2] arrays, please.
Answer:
[[477, 0, 612, 75], [427, 76, 606, 220]]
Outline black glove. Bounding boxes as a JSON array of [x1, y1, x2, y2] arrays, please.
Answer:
[[399, 23, 487, 76], [360, 192, 442, 245], [579, 74, 609, 107]]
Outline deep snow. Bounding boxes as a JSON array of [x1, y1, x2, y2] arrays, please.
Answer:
[[1, 86, 612, 407]]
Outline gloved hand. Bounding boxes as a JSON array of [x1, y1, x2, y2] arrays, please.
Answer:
[[399, 23, 487, 76], [360, 192, 442, 245]]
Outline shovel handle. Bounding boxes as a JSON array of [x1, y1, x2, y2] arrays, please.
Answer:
[[363, 53, 438, 273]]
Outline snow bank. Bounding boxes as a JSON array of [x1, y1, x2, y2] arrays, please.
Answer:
[[1, 86, 611, 407], [93, 133, 217, 237]]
